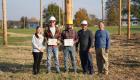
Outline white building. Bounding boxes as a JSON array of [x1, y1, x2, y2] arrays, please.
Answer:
[[122, 15, 140, 26]]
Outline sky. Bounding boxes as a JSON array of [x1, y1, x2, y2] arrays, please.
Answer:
[[0, 0, 106, 20]]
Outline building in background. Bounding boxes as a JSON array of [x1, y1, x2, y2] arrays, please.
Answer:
[[27, 17, 39, 28], [122, 15, 140, 26]]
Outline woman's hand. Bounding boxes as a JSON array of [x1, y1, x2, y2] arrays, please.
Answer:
[[40, 48, 44, 52]]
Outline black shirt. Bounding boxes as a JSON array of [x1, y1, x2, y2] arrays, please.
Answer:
[[77, 29, 94, 51]]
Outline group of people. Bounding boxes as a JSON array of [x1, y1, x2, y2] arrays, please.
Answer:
[[32, 16, 110, 75]]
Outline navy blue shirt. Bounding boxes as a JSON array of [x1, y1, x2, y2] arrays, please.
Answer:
[[95, 30, 110, 49]]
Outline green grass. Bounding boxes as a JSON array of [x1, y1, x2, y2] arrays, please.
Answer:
[[0, 28, 35, 34], [0, 36, 32, 46], [0, 26, 139, 46], [8, 28, 35, 34], [74, 26, 140, 34]]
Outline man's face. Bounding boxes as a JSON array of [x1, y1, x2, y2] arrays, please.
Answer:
[[81, 24, 88, 29], [66, 24, 73, 29], [50, 20, 56, 26], [99, 22, 104, 30]]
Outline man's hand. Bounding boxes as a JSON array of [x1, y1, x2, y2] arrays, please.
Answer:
[[88, 48, 92, 53], [76, 47, 78, 52], [105, 49, 109, 53]]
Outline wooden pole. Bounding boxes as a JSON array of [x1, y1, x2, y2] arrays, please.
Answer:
[[119, 0, 122, 35], [2, 0, 8, 46], [40, 0, 43, 27], [24, 17, 25, 29], [59, 5, 61, 25], [62, 0, 64, 26], [65, 0, 73, 23], [101, 0, 104, 21], [127, 0, 131, 39]]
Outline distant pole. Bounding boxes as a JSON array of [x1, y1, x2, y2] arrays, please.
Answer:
[[2, 0, 8, 46], [24, 17, 25, 29], [62, 0, 64, 26], [65, 0, 73, 23], [101, 0, 104, 21], [119, 0, 122, 35], [40, 0, 43, 28], [59, 4, 61, 26], [127, 0, 131, 39]]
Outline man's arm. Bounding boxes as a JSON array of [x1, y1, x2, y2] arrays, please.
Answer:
[[106, 31, 110, 53]]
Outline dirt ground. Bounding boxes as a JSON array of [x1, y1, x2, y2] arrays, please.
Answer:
[[0, 33, 140, 80]]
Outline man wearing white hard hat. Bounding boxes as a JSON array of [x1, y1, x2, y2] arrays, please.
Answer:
[[44, 16, 61, 73], [76, 20, 94, 75]]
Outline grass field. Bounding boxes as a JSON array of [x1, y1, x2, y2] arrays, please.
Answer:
[[0, 26, 140, 80], [0, 26, 139, 46]]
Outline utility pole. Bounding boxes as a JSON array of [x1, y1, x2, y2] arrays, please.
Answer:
[[127, 0, 131, 39], [62, 0, 64, 26], [24, 17, 25, 29], [65, 0, 73, 23], [101, 0, 104, 21], [59, 3, 61, 26], [40, 0, 43, 28], [119, 0, 122, 35], [2, 0, 8, 46]]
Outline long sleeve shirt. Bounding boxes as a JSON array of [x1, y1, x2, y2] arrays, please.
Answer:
[[95, 30, 110, 49], [61, 29, 78, 45], [77, 29, 94, 51], [32, 34, 45, 52]]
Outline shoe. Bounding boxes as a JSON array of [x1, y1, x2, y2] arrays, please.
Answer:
[[83, 71, 87, 74], [46, 70, 51, 74], [33, 72, 37, 75], [89, 72, 93, 75], [104, 71, 108, 75], [64, 69, 68, 73]]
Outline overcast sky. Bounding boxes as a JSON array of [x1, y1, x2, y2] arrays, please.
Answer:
[[0, 0, 106, 20]]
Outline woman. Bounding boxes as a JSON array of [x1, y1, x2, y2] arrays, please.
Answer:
[[32, 26, 44, 75]]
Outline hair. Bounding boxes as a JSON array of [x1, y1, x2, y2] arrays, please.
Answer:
[[35, 26, 40, 38], [99, 21, 104, 24], [98, 21, 104, 26]]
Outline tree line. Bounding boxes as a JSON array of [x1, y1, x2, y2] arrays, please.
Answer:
[[106, 0, 140, 26]]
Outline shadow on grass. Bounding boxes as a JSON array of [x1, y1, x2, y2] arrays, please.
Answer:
[[0, 62, 83, 74], [0, 62, 32, 73], [131, 27, 140, 32], [110, 60, 140, 68]]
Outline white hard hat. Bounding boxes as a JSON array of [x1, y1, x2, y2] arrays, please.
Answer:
[[81, 20, 88, 24], [49, 16, 56, 21]]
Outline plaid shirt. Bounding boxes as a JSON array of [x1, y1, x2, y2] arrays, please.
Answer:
[[61, 29, 78, 45], [44, 26, 61, 40], [44, 26, 61, 47]]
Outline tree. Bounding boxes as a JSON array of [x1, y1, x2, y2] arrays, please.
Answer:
[[89, 14, 99, 26], [122, 0, 140, 18], [74, 8, 89, 27], [43, 3, 64, 25], [105, 0, 119, 26], [131, 0, 140, 18], [20, 16, 28, 29]]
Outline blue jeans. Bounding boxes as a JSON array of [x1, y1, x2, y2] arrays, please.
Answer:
[[63, 46, 77, 72], [46, 46, 60, 72]]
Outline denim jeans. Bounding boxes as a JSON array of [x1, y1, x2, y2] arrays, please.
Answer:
[[63, 46, 77, 72], [46, 46, 60, 72]]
